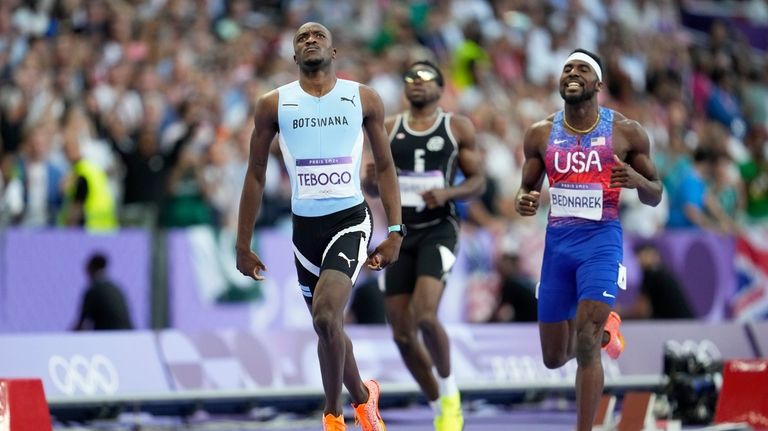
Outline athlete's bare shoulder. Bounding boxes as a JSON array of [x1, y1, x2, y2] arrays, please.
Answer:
[[357, 84, 380, 103], [448, 112, 475, 136], [521, 114, 555, 156], [254, 89, 279, 124], [611, 110, 648, 141], [357, 84, 385, 117], [526, 114, 555, 140], [257, 88, 279, 105], [445, 112, 475, 147]]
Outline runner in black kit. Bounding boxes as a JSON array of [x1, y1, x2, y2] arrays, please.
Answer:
[[364, 61, 485, 431]]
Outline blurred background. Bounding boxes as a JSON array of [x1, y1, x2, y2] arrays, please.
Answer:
[[1, 0, 766, 332], [0, 0, 767, 428]]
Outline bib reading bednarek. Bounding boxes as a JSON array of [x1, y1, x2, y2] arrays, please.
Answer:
[[277, 79, 365, 217], [549, 182, 603, 221], [398, 170, 444, 208]]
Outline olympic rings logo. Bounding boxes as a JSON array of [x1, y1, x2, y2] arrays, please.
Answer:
[[48, 354, 119, 396]]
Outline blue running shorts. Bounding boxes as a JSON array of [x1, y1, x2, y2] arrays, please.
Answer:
[[537, 220, 625, 323]]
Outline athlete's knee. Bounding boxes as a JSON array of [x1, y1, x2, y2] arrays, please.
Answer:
[[541, 343, 571, 369], [392, 328, 418, 351], [415, 313, 440, 336], [575, 325, 601, 365], [542, 350, 569, 369], [312, 309, 342, 339]]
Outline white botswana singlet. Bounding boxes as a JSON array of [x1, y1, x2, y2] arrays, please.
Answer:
[[277, 79, 365, 217]]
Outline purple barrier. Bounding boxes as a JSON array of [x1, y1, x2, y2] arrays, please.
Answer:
[[0, 229, 151, 332], [622, 231, 736, 321], [0, 332, 169, 398], [167, 227, 308, 330], [167, 226, 735, 331]]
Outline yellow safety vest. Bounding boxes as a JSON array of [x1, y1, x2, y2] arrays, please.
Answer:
[[61, 160, 118, 231]]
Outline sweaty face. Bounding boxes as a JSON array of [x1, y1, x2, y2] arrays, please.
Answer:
[[403, 67, 442, 107], [293, 24, 334, 70], [559, 60, 599, 104]]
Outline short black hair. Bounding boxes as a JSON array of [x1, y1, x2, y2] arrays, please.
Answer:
[[87, 253, 108, 273], [569, 48, 603, 77], [406, 60, 444, 87]]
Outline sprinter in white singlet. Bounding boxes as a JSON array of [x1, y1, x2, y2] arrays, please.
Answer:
[[235, 22, 403, 431]]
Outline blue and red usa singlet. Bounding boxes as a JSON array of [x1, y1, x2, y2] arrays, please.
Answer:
[[538, 107, 627, 322]]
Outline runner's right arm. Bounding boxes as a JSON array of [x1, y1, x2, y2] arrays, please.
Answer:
[[236, 90, 279, 280]]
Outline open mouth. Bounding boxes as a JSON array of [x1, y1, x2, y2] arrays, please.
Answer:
[[565, 81, 583, 89]]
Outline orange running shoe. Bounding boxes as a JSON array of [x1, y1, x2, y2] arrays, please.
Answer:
[[323, 413, 346, 431], [352, 380, 386, 431], [603, 311, 625, 359]]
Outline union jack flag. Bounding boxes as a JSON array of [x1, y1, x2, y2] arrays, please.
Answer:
[[731, 226, 768, 320]]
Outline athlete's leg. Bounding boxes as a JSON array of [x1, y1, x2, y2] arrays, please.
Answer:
[[572, 299, 611, 431], [570, 232, 623, 431], [539, 319, 576, 369], [311, 269, 360, 415], [386, 292, 440, 400], [341, 331, 369, 404], [411, 275, 450, 380], [537, 229, 578, 368]]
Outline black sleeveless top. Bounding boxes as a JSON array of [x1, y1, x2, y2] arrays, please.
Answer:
[[389, 109, 459, 228]]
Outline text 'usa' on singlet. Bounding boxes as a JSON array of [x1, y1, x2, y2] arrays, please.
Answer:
[[276, 79, 365, 217], [389, 109, 459, 227], [545, 107, 620, 227]]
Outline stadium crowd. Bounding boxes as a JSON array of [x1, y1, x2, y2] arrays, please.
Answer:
[[0, 0, 766, 295]]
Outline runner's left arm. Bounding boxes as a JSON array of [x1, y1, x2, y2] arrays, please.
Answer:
[[360, 85, 402, 269]]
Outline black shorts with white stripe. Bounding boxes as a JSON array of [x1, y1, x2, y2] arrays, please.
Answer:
[[291, 202, 372, 304]]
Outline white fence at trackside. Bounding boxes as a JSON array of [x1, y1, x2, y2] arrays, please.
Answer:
[[0, 321, 760, 415]]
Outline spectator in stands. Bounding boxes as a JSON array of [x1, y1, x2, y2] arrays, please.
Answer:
[[739, 125, 768, 223], [623, 242, 694, 320], [101, 110, 192, 229], [451, 19, 490, 90], [159, 146, 214, 228], [4, 126, 64, 226], [710, 150, 745, 223], [666, 146, 732, 232], [488, 238, 537, 323], [58, 139, 118, 231], [73, 253, 134, 331], [707, 68, 745, 139], [346, 268, 387, 325], [0, 152, 23, 225]]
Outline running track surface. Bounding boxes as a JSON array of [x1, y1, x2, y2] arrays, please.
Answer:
[[52, 404, 725, 430], [53, 404, 578, 430]]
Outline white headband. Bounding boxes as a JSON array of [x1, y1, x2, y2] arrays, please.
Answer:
[[565, 52, 602, 82]]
